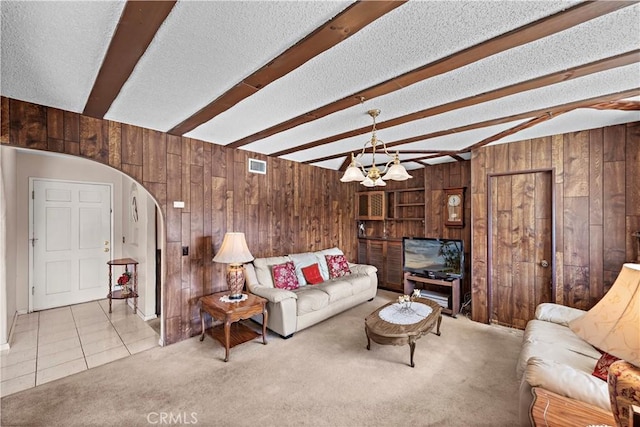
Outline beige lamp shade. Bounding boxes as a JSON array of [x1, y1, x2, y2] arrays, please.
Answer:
[[569, 263, 640, 367], [340, 165, 365, 182], [212, 232, 253, 265], [382, 156, 413, 181], [213, 232, 254, 300]]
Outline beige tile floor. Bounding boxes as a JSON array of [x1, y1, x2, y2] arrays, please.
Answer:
[[0, 299, 160, 398]]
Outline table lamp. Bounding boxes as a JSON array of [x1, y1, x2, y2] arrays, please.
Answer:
[[568, 263, 640, 427], [212, 232, 254, 300]]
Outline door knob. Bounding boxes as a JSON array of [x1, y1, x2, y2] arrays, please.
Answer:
[[540, 260, 549, 268], [104, 241, 109, 245], [104, 248, 110, 252]]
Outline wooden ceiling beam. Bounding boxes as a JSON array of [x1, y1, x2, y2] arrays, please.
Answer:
[[83, 1, 177, 118], [309, 88, 640, 166], [588, 100, 640, 110], [280, 49, 639, 157], [465, 113, 565, 152], [167, 1, 406, 136], [231, 1, 634, 149]]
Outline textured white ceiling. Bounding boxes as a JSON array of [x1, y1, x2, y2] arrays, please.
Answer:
[[0, 1, 125, 112], [105, 0, 352, 131], [1, 0, 639, 171], [187, 0, 579, 144]]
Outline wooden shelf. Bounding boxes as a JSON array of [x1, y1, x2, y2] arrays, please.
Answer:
[[108, 290, 139, 299], [403, 273, 460, 317], [107, 258, 138, 314], [386, 188, 425, 221]]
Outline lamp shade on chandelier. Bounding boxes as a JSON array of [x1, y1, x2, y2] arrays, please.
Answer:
[[340, 109, 412, 187]]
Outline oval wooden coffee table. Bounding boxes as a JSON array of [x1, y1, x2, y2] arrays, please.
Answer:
[[365, 297, 442, 367]]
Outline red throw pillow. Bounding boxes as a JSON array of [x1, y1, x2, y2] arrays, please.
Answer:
[[325, 254, 350, 278], [302, 263, 323, 285], [272, 261, 299, 290], [592, 351, 621, 381]]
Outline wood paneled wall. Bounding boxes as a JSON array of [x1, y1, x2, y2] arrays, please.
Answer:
[[471, 122, 640, 323], [1, 97, 357, 344], [365, 162, 472, 296]]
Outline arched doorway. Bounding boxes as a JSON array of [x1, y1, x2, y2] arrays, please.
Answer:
[[1, 146, 165, 394]]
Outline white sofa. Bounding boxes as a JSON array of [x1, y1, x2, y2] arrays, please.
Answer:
[[244, 248, 378, 338], [516, 303, 609, 426]]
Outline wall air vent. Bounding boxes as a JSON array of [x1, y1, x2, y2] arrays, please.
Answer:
[[248, 158, 267, 174]]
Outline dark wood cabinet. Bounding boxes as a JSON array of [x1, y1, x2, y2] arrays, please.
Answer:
[[356, 191, 385, 220], [358, 238, 403, 292], [385, 241, 403, 291]]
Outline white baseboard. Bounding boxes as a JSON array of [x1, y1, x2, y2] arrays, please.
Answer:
[[125, 298, 157, 321], [3, 311, 20, 350]]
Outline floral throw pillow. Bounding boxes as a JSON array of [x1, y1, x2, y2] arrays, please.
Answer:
[[272, 261, 299, 290], [592, 351, 620, 381], [302, 263, 323, 285], [325, 254, 350, 278]]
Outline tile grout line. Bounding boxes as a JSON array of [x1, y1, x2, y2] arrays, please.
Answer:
[[69, 305, 90, 372], [98, 300, 133, 356]]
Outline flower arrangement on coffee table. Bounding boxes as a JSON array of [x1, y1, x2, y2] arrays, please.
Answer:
[[397, 289, 422, 311]]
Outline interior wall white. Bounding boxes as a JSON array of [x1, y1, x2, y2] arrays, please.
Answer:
[[0, 146, 18, 347], [120, 176, 157, 319], [14, 149, 124, 313]]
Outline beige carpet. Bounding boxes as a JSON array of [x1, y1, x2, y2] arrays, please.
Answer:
[[1, 290, 523, 427]]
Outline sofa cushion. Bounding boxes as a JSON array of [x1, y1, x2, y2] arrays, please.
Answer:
[[294, 287, 330, 315], [592, 352, 620, 381], [302, 263, 323, 285], [315, 247, 344, 280], [253, 256, 291, 288], [272, 261, 299, 290], [289, 252, 319, 286], [315, 279, 353, 303], [346, 273, 372, 294], [535, 303, 586, 326], [517, 319, 601, 377], [326, 254, 350, 278], [524, 357, 610, 411]]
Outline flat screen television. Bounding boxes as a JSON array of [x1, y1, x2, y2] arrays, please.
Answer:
[[402, 237, 464, 279]]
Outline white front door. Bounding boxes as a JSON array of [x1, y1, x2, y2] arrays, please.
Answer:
[[31, 179, 112, 311]]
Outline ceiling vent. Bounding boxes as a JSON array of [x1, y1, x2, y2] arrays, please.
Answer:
[[248, 158, 267, 174]]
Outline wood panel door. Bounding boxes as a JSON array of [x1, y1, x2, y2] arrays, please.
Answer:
[[488, 170, 554, 328]]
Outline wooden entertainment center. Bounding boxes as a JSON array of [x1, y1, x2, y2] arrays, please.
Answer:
[[403, 272, 460, 317]]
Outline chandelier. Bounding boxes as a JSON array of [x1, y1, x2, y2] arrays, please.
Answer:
[[339, 109, 412, 187]]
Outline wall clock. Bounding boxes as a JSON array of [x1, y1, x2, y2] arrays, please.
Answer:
[[444, 188, 464, 228]]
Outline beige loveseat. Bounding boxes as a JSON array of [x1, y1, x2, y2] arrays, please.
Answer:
[[516, 303, 608, 426], [244, 248, 378, 338]]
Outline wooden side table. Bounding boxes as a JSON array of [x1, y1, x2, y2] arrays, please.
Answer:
[[107, 258, 138, 314], [199, 292, 268, 362], [531, 387, 615, 427]]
